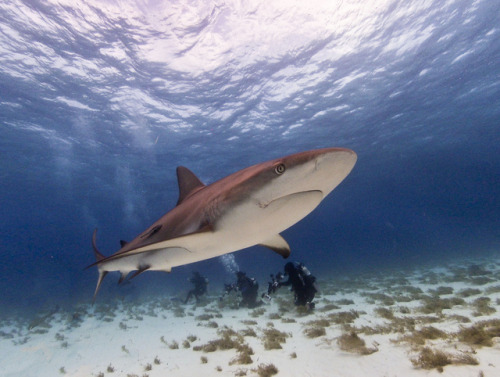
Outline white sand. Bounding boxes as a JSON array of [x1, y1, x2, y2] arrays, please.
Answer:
[[1, 257, 499, 377]]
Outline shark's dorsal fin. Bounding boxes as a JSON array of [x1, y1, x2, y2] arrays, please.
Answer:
[[176, 166, 205, 205], [259, 234, 291, 259]]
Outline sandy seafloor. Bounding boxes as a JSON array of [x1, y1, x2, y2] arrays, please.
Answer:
[[2, 256, 500, 377]]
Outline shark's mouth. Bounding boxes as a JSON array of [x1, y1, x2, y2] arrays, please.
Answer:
[[258, 190, 324, 209]]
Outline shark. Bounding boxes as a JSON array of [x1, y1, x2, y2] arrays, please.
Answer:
[[89, 147, 357, 299]]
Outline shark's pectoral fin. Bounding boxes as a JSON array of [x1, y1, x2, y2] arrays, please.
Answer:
[[259, 234, 290, 259]]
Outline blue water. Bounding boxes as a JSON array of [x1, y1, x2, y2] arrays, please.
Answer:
[[0, 0, 499, 315]]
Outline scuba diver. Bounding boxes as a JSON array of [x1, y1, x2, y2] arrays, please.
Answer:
[[184, 271, 208, 304], [265, 262, 318, 310], [221, 271, 262, 308], [262, 272, 285, 301]]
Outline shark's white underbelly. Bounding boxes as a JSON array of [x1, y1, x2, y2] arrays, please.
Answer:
[[102, 190, 323, 274]]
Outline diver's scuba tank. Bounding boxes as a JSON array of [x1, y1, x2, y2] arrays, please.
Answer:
[[298, 262, 316, 287], [299, 263, 311, 277]]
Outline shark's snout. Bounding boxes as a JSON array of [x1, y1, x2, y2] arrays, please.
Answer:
[[300, 148, 357, 198]]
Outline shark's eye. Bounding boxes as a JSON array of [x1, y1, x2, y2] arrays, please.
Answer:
[[274, 163, 286, 175]]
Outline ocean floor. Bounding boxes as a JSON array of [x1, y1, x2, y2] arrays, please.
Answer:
[[1, 256, 500, 377]]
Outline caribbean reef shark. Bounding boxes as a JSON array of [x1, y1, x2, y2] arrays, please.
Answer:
[[89, 147, 356, 299]]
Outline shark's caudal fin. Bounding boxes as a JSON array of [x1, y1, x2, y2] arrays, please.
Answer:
[[91, 229, 108, 302]]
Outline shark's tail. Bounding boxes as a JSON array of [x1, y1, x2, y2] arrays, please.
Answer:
[[90, 229, 108, 302]]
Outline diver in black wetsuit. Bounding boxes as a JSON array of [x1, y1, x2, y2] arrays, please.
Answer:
[[184, 271, 208, 304], [236, 271, 261, 308], [222, 271, 262, 308], [279, 262, 318, 310]]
